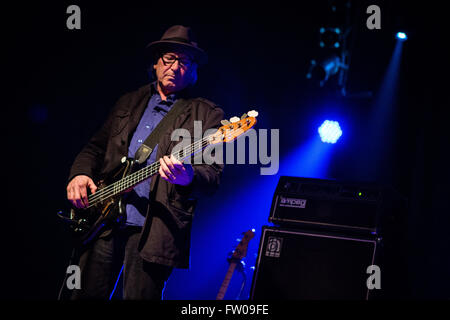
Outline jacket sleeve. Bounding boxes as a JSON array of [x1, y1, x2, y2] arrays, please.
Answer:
[[175, 105, 225, 199], [67, 93, 129, 183]]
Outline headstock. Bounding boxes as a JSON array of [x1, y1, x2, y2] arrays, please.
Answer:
[[230, 229, 255, 261], [210, 110, 258, 145]]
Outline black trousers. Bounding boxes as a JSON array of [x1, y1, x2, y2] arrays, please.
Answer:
[[70, 226, 173, 300]]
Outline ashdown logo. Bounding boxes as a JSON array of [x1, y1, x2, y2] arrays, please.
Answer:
[[266, 236, 283, 258], [279, 196, 307, 209]]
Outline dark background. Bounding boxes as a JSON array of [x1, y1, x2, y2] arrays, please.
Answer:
[[2, 1, 449, 299]]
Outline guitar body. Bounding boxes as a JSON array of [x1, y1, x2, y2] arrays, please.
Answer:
[[69, 158, 135, 245]]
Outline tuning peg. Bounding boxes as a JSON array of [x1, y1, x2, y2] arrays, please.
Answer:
[[240, 113, 248, 120], [247, 110, 258, 117], [221, 119, 231, 126], [230, 116, 240, 123]]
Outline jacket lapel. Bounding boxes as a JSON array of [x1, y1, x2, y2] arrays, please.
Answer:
[[126, 84, 152, 146]]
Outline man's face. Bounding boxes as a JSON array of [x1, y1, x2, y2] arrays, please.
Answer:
[[153, 50, 197, 94]]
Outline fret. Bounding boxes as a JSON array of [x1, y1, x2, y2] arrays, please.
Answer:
[[216, 262, 237, 300], [88, 134, 213, 207]]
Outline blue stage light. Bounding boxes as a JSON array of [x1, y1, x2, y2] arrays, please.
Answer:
[[318, 120, 342, 144], [306, 55, 341, 86], [396, 32, 407, 41], [319, 27, 342, 49]]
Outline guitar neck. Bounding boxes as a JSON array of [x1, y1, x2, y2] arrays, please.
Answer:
[[85, 113, 258, 208], [216, 261, 238, 300], [87, 135, 212, 207]]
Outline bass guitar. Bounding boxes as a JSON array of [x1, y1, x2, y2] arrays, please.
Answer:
[[216, 229, 255, 300], [58, 111, 258, 245]]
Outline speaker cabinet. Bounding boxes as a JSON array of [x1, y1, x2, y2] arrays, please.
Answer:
[[250, 226, 380, 300]]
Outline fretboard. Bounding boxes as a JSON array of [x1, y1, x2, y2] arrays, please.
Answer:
[[216, 261, 237, 300], [86, 134, 212, 208]]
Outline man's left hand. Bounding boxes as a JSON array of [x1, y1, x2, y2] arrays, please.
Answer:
[[159, 155, 194, 186]]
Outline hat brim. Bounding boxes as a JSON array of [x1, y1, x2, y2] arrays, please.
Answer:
[[146, 41, 208, 65]]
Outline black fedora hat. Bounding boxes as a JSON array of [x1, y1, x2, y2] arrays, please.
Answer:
[[146, 25, 208, 65]]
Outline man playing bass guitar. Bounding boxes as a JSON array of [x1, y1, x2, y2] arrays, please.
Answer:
[[66, 25, 224, 300]]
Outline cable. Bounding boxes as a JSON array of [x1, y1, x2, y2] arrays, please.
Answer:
[[57, 246, 78, 300], [109, 264, 124, 300]]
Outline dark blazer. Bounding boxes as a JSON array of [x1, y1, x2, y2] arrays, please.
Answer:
[[69, 83, 225, 268]]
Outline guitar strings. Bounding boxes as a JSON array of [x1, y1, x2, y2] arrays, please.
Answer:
[[86, 133, 214, 207], [86, 125, 246, 207], [86, 126, 246, 206], [86, 135, 211, 206], [113, 127, 246, 198]]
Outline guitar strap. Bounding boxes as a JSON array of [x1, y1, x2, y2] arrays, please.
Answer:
[[134, 97, 191, 164]]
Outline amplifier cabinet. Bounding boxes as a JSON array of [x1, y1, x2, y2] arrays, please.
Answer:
[[250, 226, 380, 300], [269, 176, 403, 235]]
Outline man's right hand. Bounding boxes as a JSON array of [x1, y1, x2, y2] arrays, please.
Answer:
[[67, 175, 98, 208]]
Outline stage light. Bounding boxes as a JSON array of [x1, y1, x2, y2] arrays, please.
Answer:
[[306, 55, 341, 86], [396, 32, 407, 41], [319, 27, 342, 48], [318, 120, 342, 144]]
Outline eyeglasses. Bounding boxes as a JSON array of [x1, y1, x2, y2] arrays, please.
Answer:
[[161, 53, 193, 69]]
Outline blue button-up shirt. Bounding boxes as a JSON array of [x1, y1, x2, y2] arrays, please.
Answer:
[[125, 89, 176, 226]]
